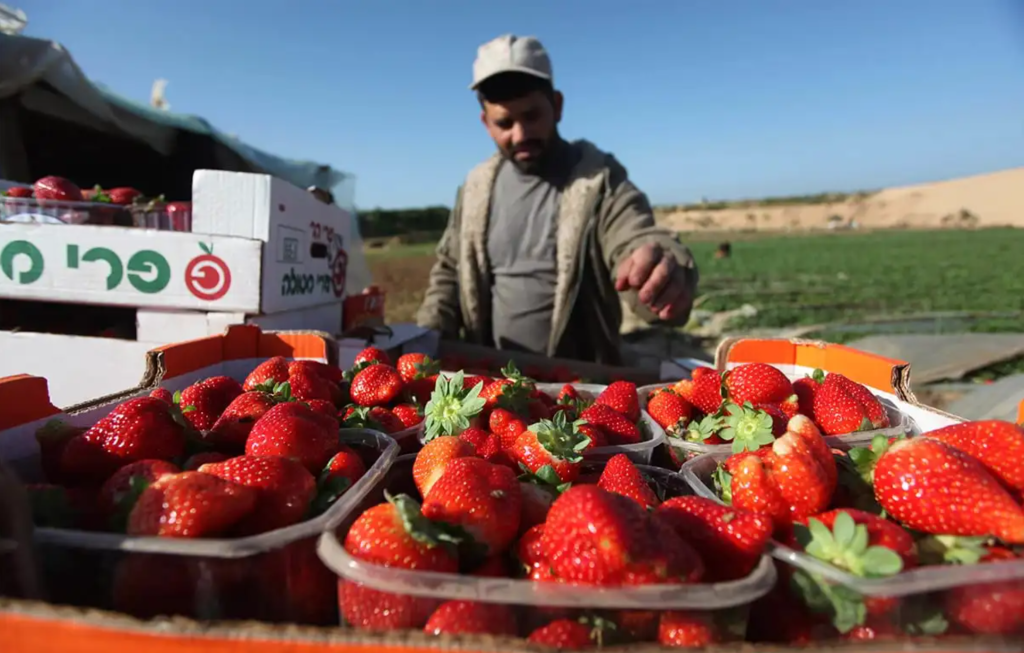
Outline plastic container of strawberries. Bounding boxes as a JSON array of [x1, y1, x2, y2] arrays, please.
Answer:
[[680, 448, 1024, 638], [316, 454, 777, 643], [534, 382, 667, 464], [638, 381, 912, 466], [29, 428, 398, 625], [0, 196, 132, 226]]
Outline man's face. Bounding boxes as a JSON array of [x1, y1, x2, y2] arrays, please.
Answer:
[[481, 90, 563, 173]]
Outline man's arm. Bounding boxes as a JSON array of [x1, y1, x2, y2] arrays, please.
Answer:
[[597, 159, 699, 327], [415, 187, 464, 338]]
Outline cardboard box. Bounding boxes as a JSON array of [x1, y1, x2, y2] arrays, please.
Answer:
[[0, 170, 364, 314]]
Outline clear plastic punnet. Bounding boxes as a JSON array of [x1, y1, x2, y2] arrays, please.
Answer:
[[0, 196, 190, 230], [639, 381, 913, 467], [317, 455, 777, 644], [30, 429, 398, 625]]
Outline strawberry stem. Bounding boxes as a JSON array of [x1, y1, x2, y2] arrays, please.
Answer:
[[796, 512, 904, 578], [718, 402, 776, 453], [423, 372, 486, 440], [528, 411, 591, 462]]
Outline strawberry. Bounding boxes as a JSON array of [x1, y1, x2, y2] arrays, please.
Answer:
[[245, 402, 339, 473], [349, 364, 403, 407], [305, 398, 339, 418], [924, 420, 1024, 492], [527, 619, 596, 649], [287, 369, 335, 403], [340, 494, 459, 629], [421, 457, 522, 555], [199, 455, 316, 534], [413, 436, 477, 498], [673, 367, 725, 415], [716, 402, 779, 453], [656, 496, 771, 582], [945, 547, 1024, 635], [479, 362, 535, 415], [519, 482, 560, 532], [580, 403, 642, 445], [33, 175, 83, 202], [724, 362, 794, 406], [391, 403, 423, 429], [597, 454, 660, 509], [458, 427, 516, 469], [646, 388, 693, 435], [784, 413, 838, 488], [828, 373, 889, 428], [243, 356, 290, 391], [423, 372, 487, 440], [342, 405, 404, 434], [106, 187, 142, 205], [177, 376, 244, 431], [98, 459, 179, 527], [126, 471, 257, 537], [489, 407, 528, 449], [681, 413, 726, 445], [288, 359, 343, 384], [812, 374, 878, 435], [4, 185, 32, 198], [60, 397, 186, 482], [207, 391, 279, 449], [595, 381, 640, 423], [322, 445, 367, 487], [557, 383, 580, 404], [793, 373, 821, 417], [353, 346, 390, 367], [873, 437, 1024, 542], [404, 374, 438, 405], [255, 538, 338, 625], [397, 353, 440, 384], [34, 419, 86, 484], [149, 387, 174, 404], [659, 611, 726, 647], [577, 423, 607, 450], [542, 485, 703, 585], [181, 451, 228, 470], [513, 412, 591, 484], [722, 426, 835, 526], [423, 600, 517, 636]]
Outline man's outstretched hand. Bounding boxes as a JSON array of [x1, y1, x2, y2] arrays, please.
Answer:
[[615, 243, 692, 321]]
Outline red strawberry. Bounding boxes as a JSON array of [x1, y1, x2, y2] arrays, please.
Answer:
[[557, 383, 580, 404], [207, 391, 279, 449], [126, 471, 257, 537], [397, 353, 440, 384], [412, 436, 477, 498], [646, 389, 693, 436], [422, 457, 521, 555], [178, 376, 244, 431], [305, 398, 338, 418], [341, 405, 404, 434], [353, 346, 390, 367], [340, 494, 458, 629], [391, 403, 423, 429], [479, 362, 534, 415], [597, 454, 660, 509], [925, 420, 1024, 492], [199, 455, 316, 534], [288, 359, 343, 384], [489, 407, 528, 449], [4, 185, 33, 198], [34, 419, 86, 484], [323, 445, 368, 487], [423, 600, 517, 636], [793, 373, 821, 417], [656, 496, 772, 582], [422, 372, 487, 440], [245, 402, 339, 473], [513, 412, 591, 484], [580, 403, 642, 446], [149, 387, 174, 404], [829, 373, 889, 428], [873, 437, 1024, 542], [107, 187, 142, 205], [33, 175, 83, 202], [945, 547, 1024, 635], [595, 381, 640, 423], [98, 459, 180, 526], [723, 426, 835, 526], [181, 451, 228, 470], [527, 619, 595, 649], [287, 369, 335, 403], [659, 611, 726, 647], [404, 374, 438, 405], [812, 375, 876, 435], [542, 485, 703, 585], [60, 397, 186, 482], [784, 413, 838, 488], [724, 362, 794, 406], [673, 368, 725, 415], [577, 423, 607, 451], [459, 427, 515, 469], [349, 364, 403, 407], [243, 356, 290, 391]]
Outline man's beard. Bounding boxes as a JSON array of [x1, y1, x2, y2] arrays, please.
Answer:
[[502, 131, 560, 175]]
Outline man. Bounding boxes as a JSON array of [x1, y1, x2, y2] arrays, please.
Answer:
[[416, 34, 698, 365]]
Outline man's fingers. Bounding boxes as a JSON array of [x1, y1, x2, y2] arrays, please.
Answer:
[[638, 254, 676, 305], [614, 257, 633, 291], [627, 245, 661, 290], [654, 281, 688, 320]]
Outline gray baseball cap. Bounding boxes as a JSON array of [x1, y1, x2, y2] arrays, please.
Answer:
[[470, 34, 553, 90]]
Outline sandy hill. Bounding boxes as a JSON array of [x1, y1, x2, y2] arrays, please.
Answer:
[[655, 167, 1024, 233]]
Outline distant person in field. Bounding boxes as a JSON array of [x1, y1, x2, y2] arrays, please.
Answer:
[[416, 34, 699, 364], [715, 242, 732, 259]]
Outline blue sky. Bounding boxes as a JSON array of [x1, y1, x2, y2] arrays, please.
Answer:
[[19, 0, 1024, 209]]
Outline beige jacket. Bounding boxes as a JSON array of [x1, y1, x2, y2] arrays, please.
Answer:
[[416, 140, 698, 365]]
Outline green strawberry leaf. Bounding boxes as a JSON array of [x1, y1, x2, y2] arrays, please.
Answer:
[[386, 491, 464, 551], [790, 569, 867, 634], [860, 546, 903, 576], [308, 476, 351, 517], [718, 402, 776, 454], [916, 534, 989, 566], [686, 413, 724, 443], [799, 513, 904, 578], [898, 598, 950, 636], [811, 369, 826, 384], [171, 390, 183, 405], [529, 411, 590, 462], [423, 372, 486, 441], [712, 465, 733, 504]]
